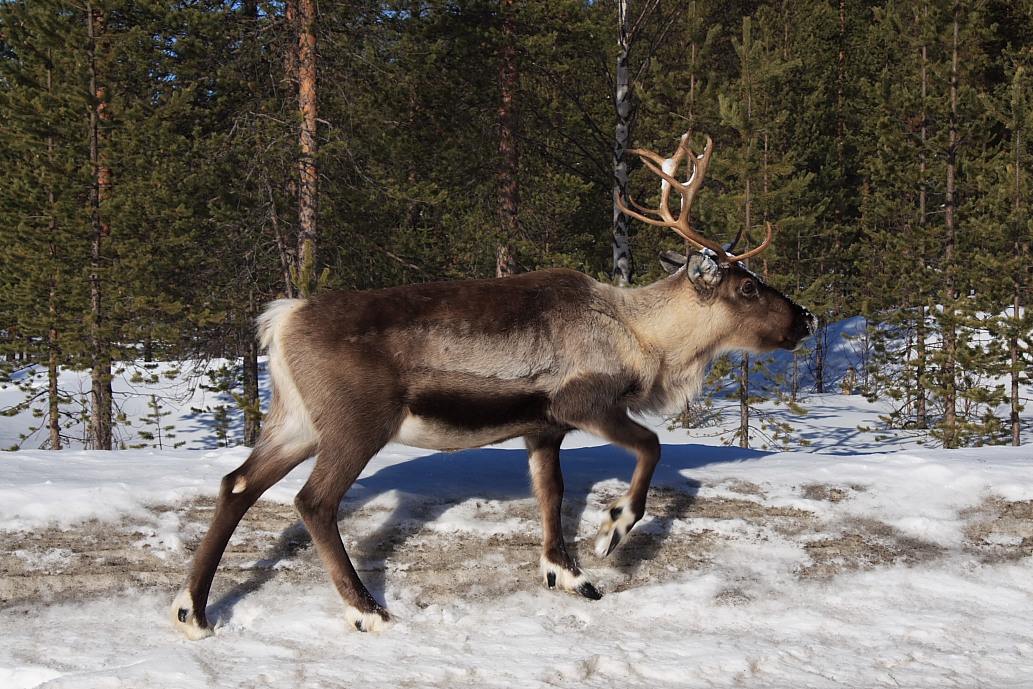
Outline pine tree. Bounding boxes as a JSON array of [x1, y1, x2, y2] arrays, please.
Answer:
[[762, 0, 872, 394], [180, 1, 300, 440], [1, 0, 236, 447], [495, 0, 521, 278], [293, 0, 321, 296], [1, 1, 97, 448]]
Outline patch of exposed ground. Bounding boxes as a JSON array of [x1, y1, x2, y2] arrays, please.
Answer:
[[1, 484, 1030, 615], [800, 483, 865, 503], [963, 498, 1033, 563], [0, 499, 316, 607], [798, 518, 946, 579]]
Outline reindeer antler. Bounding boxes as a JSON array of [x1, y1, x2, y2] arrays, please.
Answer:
[[617, 134, 772, 265]]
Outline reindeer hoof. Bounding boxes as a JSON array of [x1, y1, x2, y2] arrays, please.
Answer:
[[594, 496, 638, 557], [541, 556, 602, 600], [575, 580, 603, 600], [595, 528, 622, 557], [170, 589, 214, 640], [346, 605, 393, 633]]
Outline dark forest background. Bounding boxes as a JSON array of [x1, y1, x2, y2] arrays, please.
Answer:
[[1, 0, 1030, 450]]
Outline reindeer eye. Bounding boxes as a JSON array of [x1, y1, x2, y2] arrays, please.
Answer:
[[740, 279, 758, 297]]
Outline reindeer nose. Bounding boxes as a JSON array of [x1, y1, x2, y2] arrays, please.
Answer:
[[787, 305, 817, 351], [804, 309, 818, 337]]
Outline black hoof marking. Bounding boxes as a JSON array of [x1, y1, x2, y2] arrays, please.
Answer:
[[546, 572, 557, 589], [609, 506, 624, 521], [354, 620, 366, 632], [605, 532, 622, 556], [177, 608, 189, 624], [577, 581, 603, 600]]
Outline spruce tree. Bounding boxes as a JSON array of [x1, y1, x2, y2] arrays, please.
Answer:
[[857, 3, 940, 431], [862, 1, 1007, 447], [712, 16, 807, 448], [980, 55, 1033, 446]]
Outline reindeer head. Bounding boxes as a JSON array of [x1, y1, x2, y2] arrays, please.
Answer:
[[620, 134, 816, 354]]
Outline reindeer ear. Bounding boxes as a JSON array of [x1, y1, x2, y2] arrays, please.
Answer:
[[659, 250, 687, 275], [686, 252, 722, 290]]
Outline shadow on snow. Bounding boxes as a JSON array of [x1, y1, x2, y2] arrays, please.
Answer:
[[208, 441, 770, 623]]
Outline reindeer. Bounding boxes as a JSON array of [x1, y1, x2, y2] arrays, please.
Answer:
[[172, 134, 816, 639]]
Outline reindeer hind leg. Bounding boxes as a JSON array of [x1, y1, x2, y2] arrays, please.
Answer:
[[172, 438, 315, 640], [293, 423, 395, 632]]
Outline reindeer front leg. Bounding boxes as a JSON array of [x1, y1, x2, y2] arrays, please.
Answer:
[[549, 379, 662, 560], [526, 430, 601, 600], [582, 410, 661, 557]]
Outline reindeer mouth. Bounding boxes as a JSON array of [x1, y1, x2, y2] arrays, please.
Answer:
[[784, 310, 818, 352], [806, 311, 819, 335]]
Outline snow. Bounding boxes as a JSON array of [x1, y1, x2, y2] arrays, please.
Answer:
[[2, 369, 1032, 688]]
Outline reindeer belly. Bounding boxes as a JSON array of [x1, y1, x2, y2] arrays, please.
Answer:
[[393, 385, 552, 451]]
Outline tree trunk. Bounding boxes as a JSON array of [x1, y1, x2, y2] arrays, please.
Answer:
[[296, 0, 319, 295], [48, 283, 61, 451], [915, 11, 929, 429], [941, 7, 960, 448], [814, 323, 826, 394], [1011, 290, 1022, 446], [496, 0, 520, 278], [242, 292, 261, 448], [45, 57, 62, 451], [738, 177, 752, 447], [914, 305, 927, 428], [1009, 87, 1025, 446], [264, 171, 295, 297], [739, 354, 750, 449], [87, 1, 112, 451], [611, 0, 633, 285]]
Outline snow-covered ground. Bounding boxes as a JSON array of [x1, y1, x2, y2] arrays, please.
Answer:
[[2, 377, 1032, 688]]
